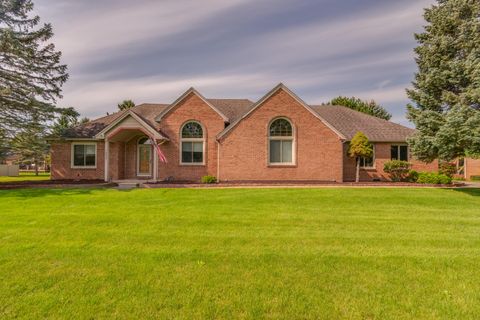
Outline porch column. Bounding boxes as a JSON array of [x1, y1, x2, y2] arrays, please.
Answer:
[[104, 137, 110, 182], [152, 141, 158, 182]]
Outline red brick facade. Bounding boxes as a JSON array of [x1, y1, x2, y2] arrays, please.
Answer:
[[50, 87, 443, 182], [343, 143, 438, 182], [156, 92, 224, 181], [218, 90, 343, 181], [465, 158, 480, 179]]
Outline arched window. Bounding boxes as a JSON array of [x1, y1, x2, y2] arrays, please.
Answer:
[[181, 121, 204, 164], [269, 118, 294, 164]]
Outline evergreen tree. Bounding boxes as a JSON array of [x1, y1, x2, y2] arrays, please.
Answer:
[[348, 132, 373, 183], [0, 0, 68, 135], [118, 99, 135, 111], [11, 119, 49, 175], [328, 96, 392, 120], [407, 0, 480, 161], [0, 128, 8, 161], [50, 107, 80, 137]]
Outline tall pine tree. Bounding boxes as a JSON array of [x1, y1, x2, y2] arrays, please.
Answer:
[[0, 0, 68, 137], [407, 0, 480, 162]]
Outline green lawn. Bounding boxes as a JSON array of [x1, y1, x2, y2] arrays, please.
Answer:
[[0, 172, 50, 183], [1, 187, 479, 319]]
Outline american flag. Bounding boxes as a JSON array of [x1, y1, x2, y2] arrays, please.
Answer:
[[149, 137, 168, 163]]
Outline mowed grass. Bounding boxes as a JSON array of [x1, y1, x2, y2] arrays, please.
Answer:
[[1, 187, 480, 319], [0, 172, 50, 183]]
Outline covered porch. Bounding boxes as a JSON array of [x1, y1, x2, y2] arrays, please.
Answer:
[[94, 110, 168, 182]]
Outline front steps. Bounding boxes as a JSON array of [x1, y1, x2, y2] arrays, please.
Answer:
[[113, 180, 151, 190], [117, 182, 140, 190]]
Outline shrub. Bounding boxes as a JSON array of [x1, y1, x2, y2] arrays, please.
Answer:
[[416, 172, 452, 185], [383, 160, 412, 182], [471, 175, 480, 181], [438, 162, 456, 178], [407, 170, 419, 182], [201, 175, 217, 184]]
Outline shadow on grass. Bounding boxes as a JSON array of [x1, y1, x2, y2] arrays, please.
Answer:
[[0, 186, 125, 199], [448, 187, 480, 197]]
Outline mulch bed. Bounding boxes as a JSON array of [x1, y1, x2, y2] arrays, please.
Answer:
[[0, 180, 114, 190], [0, 180, 466, 190], [143, 181, 466, 188]]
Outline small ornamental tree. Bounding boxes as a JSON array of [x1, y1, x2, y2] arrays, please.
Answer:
[[117, 99, 135, 111], [348, 132, 373, 183]]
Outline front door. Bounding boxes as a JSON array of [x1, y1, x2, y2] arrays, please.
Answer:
[[137, 139, 152, 176]]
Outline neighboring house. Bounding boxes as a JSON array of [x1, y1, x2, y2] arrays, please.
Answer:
[[50, 83, 446, 182]]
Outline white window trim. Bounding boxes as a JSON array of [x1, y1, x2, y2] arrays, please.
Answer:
[[360, 144, 376, 169], [268, 117, 296, 166], [136, 137, 153, 177], [71, 142, 97, 169], [179, 121, 206, 166], [391, 144, 409, 161]]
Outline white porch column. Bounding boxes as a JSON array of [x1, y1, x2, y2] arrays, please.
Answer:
[[152, 141, 158, 182], [104, 137, 110, 182]]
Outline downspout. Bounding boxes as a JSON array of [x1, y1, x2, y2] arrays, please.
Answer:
[[216, 140, 221, 182], [340, 139, 346, 183]]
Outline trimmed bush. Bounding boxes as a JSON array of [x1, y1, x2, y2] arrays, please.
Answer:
[[438, 162, 456, 178], [383, 160, 412, 182], [416, 172, 452, 185], [471, 175, 480, 181], [407, 170, 419, 182], [201, 175, 217, 184]]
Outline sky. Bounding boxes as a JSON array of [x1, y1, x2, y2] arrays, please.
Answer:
[[34, 0, 435, 126]]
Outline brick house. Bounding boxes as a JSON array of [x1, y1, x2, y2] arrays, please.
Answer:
[[51, 83, 449, 182]]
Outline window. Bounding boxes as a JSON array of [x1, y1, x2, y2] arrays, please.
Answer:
[[360, 146, 375, 168], [391, 145, 408, 161], [72, 143, 96, 168], [269, 118, 294, 164], [180, 121, 204, 164], [457, 158, 465, 175]]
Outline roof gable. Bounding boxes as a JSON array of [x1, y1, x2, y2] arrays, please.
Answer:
[[155, 87, 229, 122], [217, 83, 346, 140], [94, 109, 167, 140]]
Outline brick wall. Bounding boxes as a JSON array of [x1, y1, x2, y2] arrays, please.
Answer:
[[343, 142, 438, 181], [51, 141, 105, 180], [218, 89, 344, 181], [466, 158, 480, 179], [156, 92, 225, 182]]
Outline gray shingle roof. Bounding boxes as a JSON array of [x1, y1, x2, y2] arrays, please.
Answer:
[[62, 103, 168, 138], [61, 99, 413, 143], [206, 99, 255, 123], [310, 105, 415, 142]]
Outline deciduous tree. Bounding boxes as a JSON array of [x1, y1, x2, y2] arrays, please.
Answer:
[[328, 96, 391, 120], [117, 99, 135, 111]]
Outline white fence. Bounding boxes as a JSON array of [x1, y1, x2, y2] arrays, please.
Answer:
[[0, 165, 19, 177]]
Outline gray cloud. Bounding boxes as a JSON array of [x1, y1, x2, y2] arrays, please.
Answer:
[[34, 0, 434, 126]]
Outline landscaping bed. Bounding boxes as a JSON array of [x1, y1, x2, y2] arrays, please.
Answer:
[[144, 180, 466, 188], [0, 179, 113, 190]]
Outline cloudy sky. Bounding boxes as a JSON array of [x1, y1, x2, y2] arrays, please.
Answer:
[[34, 0, 435, 126]]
